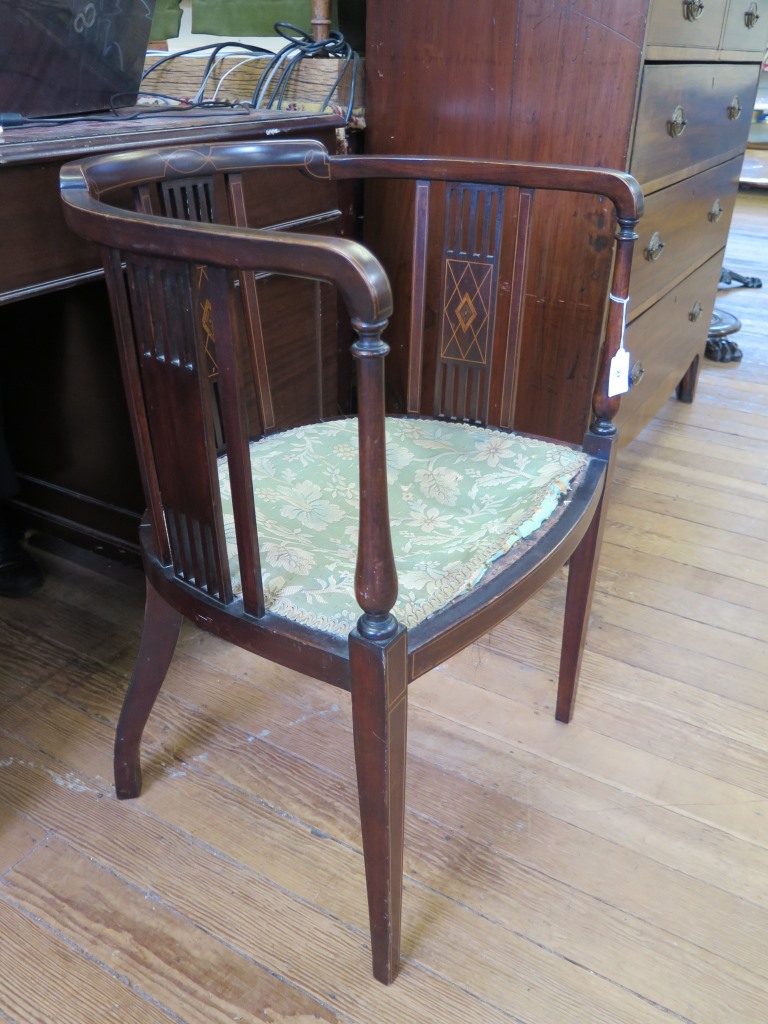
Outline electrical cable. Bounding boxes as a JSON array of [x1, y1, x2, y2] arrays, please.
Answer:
[[141, 41, 275, 84], [210, 55, 268, 104], [0, 26, 359, 130], [0, 102, 254, 129], [249, 23, 358, 124]]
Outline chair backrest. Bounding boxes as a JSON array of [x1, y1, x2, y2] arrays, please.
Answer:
[[126, 150, 357, 440], [60, 139, 642, 620]]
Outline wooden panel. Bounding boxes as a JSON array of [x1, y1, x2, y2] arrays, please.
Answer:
[[627, 156, 742, 318], [0, 163, 102, 298], [238, 166, 341, 230], [721, 0, 768, 53], [257, 276, 340, 428], [514, 191, 619, 442], [505, 1, 647, 167], [363, 2, 521, 158], [0, 280, 145, 546], [646, 0, 728, 51], [631, 63, 760, 190], [365, 1, 647, 168], [616, 251, 724, 441]]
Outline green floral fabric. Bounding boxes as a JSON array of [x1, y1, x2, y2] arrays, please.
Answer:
[[218, 417, 589, 637]]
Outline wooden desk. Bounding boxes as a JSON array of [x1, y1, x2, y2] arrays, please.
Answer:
[[0, 109, 343, 555]]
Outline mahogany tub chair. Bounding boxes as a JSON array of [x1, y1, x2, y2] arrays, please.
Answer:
[[60, 140, 642, 983]]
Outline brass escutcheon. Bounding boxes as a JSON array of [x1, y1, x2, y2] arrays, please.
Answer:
[[728, 96, 743, 120], [668, 105, 688, 136], [708, 199, 723, 222], [630, 362, 646, 387], [684, 0, 705, 19], [644, 232, 666, 261], [745, 3, 760, 28], [689, 302, 704, 322]]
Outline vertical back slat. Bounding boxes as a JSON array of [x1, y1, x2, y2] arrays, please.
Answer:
[[207, 266, 265, 618], [499, 187, 535, 429], [226, 172, 276, 432], [136, 184, 154, 215], [160, 178, 216, 223], [121, 254, 233, 602], [406, 180, 431, 415], [139, 176, 228, 450], [102, 248, 169, 564], [313, 280, 325, 419], [433, 181, 505, 423]]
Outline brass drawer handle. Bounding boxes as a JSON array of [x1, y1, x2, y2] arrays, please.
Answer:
[[684, 0, 705, 18], [745, 3, 760, 28], [630, 362, 646, 387], [644, 231, 666, 261], [708, 199, 723, 222], [689, 301, 704, 322], [728, 95, 743, 120], [668, 106, 688, 136]]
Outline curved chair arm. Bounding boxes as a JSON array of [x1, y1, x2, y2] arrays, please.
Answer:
[[61, 146, 400, 639], [60, 151, 393, 329], [318, 152, 643, 437], [59, 138, 336, 198], [324, 153, 644, 225]]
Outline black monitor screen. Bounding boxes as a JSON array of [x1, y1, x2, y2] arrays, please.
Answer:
[[0, 1, 156, 118]]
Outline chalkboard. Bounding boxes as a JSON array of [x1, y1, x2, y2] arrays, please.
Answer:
[[0, 1, 157, 117]]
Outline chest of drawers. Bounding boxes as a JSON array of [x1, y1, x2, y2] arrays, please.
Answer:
[[364, 0, 768, 444]]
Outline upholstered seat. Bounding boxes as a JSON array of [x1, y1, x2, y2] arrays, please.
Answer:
[[222, 416, 589, 635], [60, 139, 642, 984]]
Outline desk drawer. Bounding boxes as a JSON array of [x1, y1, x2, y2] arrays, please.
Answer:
[[628, 156, 741, 317], [616, 251, 723, 441], [722, 0, 768, 54], [646, 0, 728, 51], [630, 62, 758, 189]]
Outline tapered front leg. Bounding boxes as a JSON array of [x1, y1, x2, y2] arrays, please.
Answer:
[[557, 430, 619, 723], [556, 504, 604, 723], [114, 580, 183, 799], [349, 625, 408, 984]]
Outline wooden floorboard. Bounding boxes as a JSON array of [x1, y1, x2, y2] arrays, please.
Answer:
[[1, 187, 767, 1023]]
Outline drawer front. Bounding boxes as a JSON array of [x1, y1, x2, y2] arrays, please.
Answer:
[[628, 155, 741, 317], [647, 0, 728, 50], [722, 0, 768, 53], [616, 251, 723, 442], [631, 62, 758, 188]]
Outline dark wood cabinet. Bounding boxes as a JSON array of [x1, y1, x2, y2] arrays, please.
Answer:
[[364, 0, 768, 444], [0, 111, 345, 554]]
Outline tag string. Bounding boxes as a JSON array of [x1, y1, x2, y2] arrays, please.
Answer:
[[610, 293, 629, 351]]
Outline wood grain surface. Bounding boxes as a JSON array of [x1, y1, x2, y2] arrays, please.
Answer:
[[1, 189, 767, 1023]]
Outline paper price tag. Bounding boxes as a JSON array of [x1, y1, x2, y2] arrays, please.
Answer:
[[608, 346, 630, 397]]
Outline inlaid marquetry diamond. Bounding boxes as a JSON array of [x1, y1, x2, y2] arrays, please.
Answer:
[[455, 294, 478, 332], [441, 258, 494, 365]]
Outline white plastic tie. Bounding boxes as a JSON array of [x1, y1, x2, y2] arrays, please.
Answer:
[[609, 293, 629, 351]]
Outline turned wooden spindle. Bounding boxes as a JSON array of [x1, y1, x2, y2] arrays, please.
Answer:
[[311, 0, 332, 41]]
